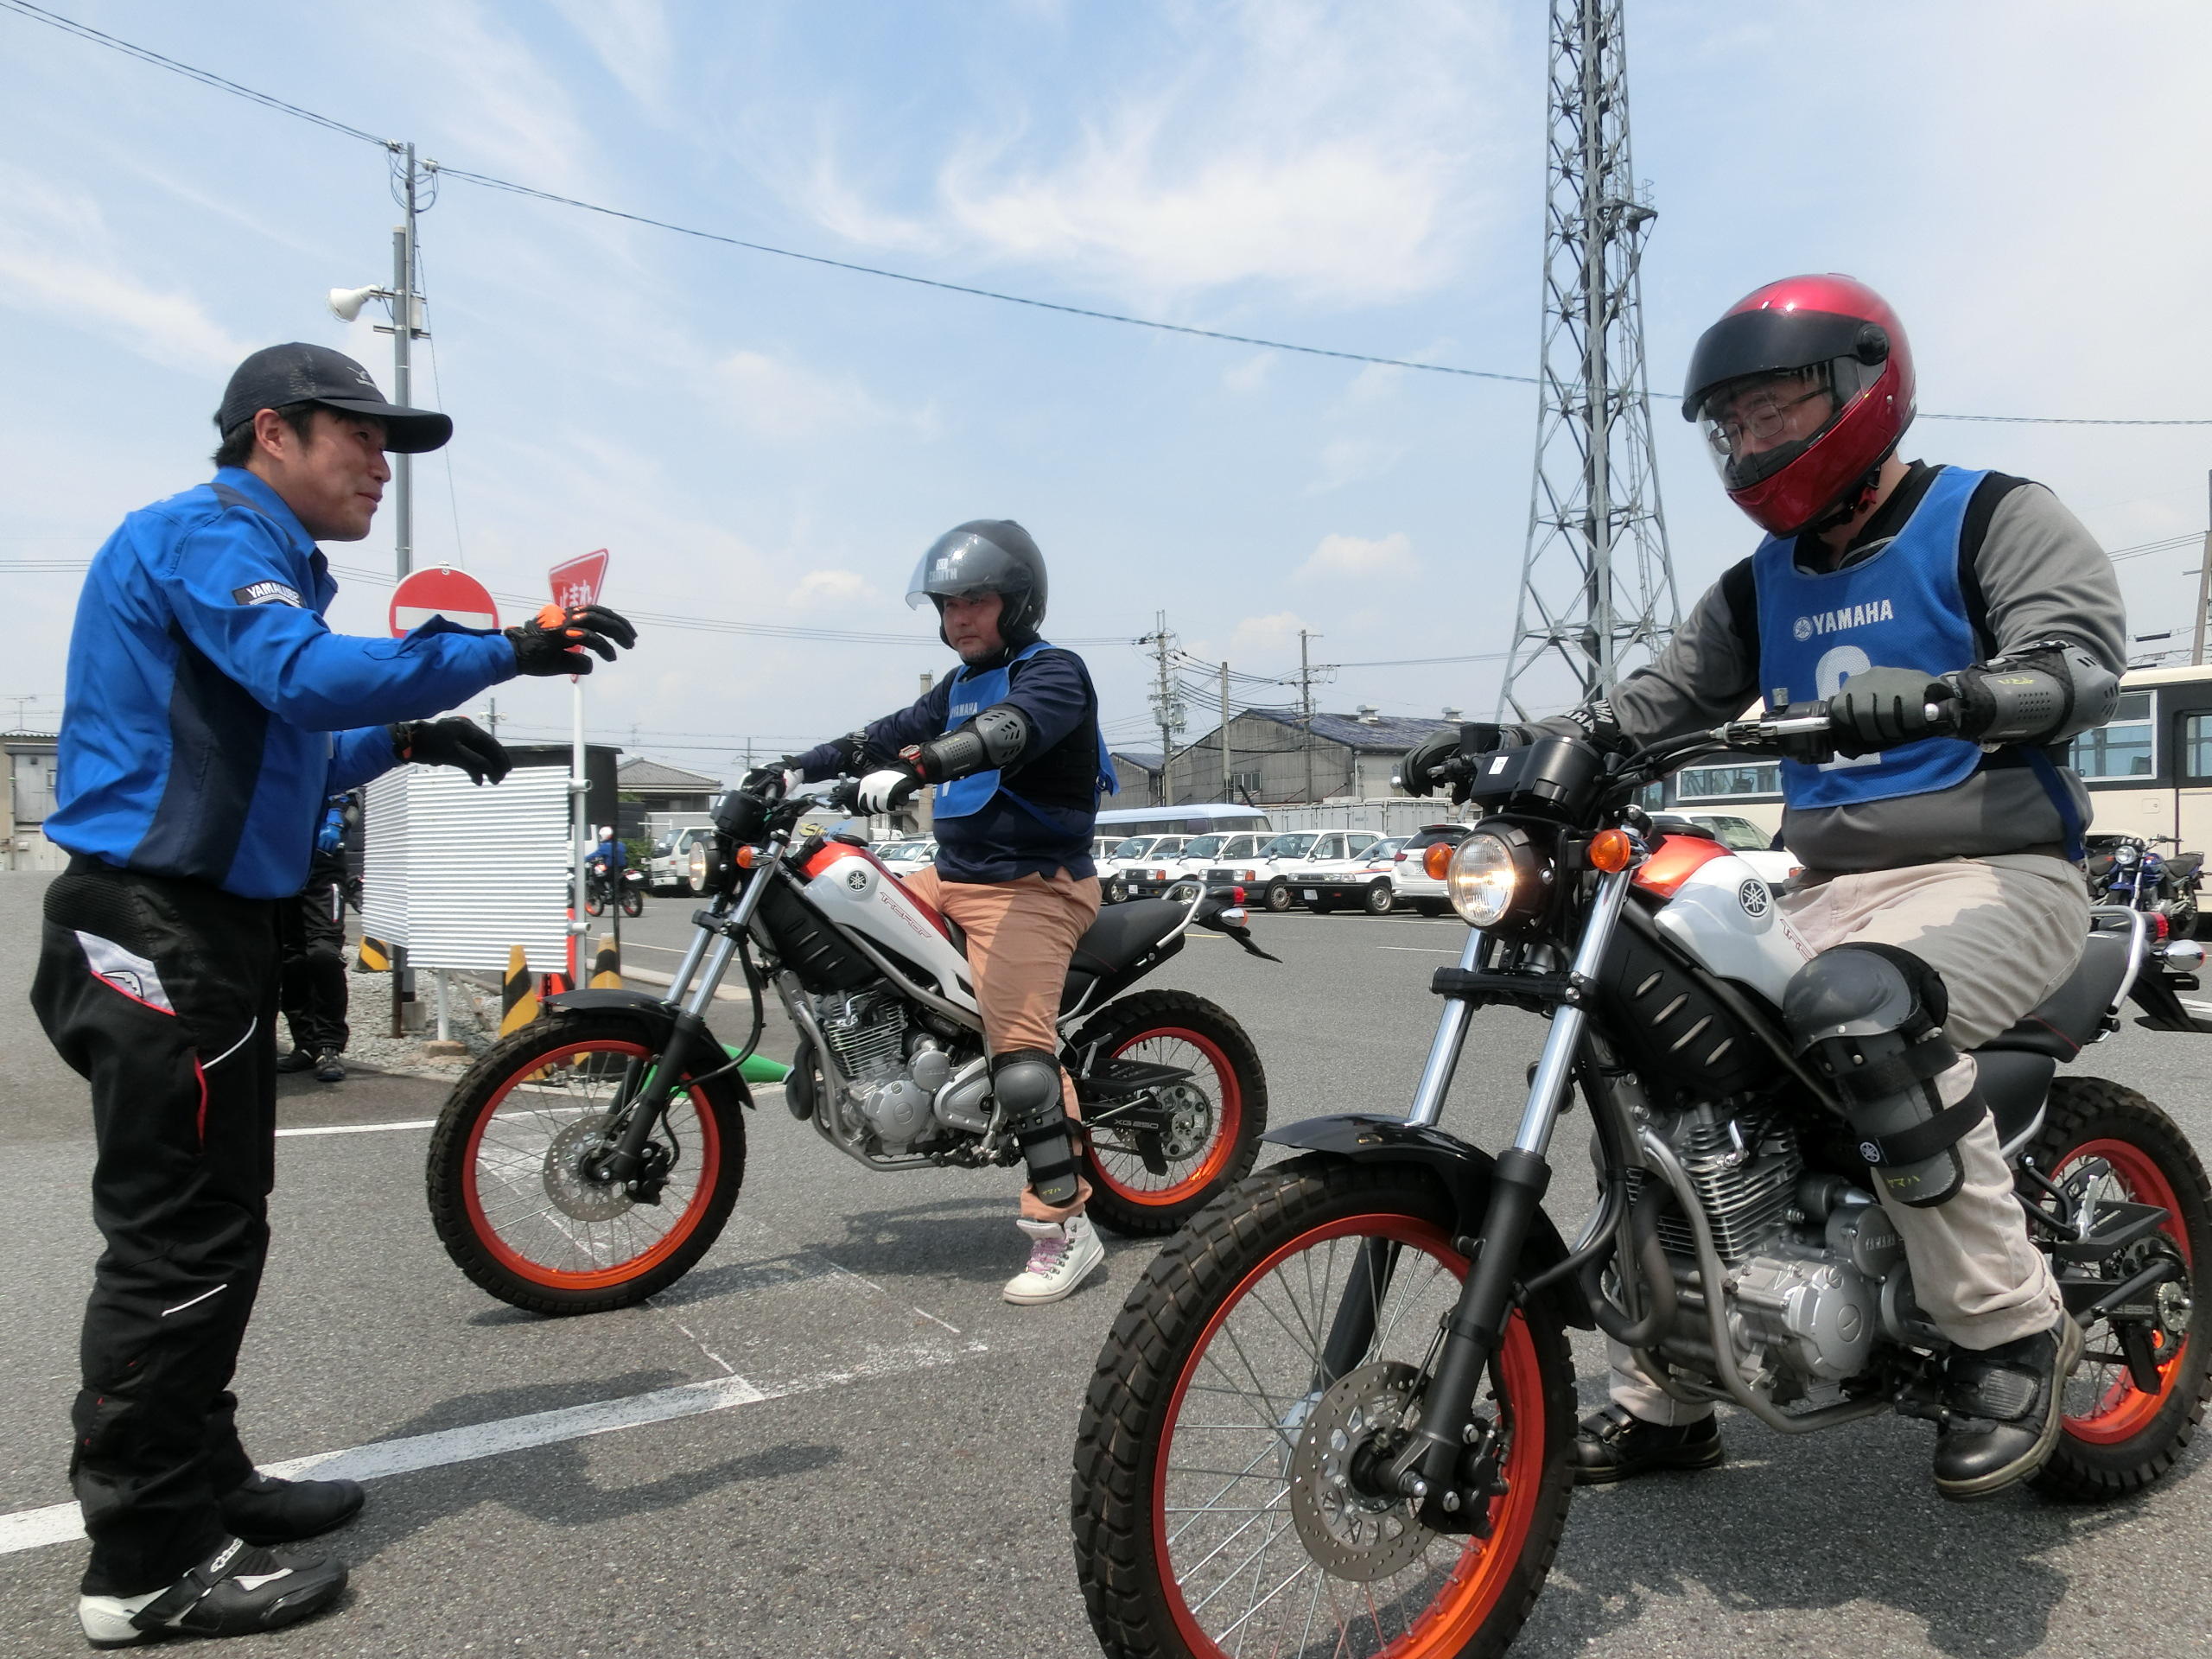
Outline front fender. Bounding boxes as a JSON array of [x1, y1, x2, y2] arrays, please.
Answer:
[[541, 988, 753, 1107], [1264, 1114, 1594, 1329]]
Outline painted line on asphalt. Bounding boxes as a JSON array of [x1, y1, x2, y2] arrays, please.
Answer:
[[274, 1119, 438, 1138], [1376, 946, 1460, 954], [0, 1336, 984, 1557]]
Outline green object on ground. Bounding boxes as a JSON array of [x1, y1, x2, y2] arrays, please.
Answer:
[[728, 1048, 790, 1084]]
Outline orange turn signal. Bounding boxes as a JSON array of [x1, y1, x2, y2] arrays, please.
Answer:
[[1423, 842, 1455, 880], [1589, 829, 1634, 874], [733, 845, 760, 870]]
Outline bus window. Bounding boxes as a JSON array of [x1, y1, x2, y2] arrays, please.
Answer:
[[1677, 761, 1781, 800], [2073, 691, 2156, 779], [2183, 712, 2212, 782]]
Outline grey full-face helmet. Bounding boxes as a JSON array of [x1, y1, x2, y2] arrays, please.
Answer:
[[906, 520, 1047, 650]]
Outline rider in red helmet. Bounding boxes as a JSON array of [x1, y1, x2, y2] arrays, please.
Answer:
[[1403, 274, 2126, 1499]]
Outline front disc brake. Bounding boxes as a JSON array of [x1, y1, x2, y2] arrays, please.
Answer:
[[1287, 1360, 1434, 1582], [542, 1114, 633, 1221]]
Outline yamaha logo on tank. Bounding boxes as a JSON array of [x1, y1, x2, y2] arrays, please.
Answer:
[[845, 867, 871, 892], [1737, 878, 1770, 917]]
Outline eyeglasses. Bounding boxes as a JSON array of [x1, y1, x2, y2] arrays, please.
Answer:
[[1705, 380, 1831, 449]]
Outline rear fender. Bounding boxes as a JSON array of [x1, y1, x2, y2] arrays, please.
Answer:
[[1263, 1114, 1594, 1329], [541, 988, 753, 1107]]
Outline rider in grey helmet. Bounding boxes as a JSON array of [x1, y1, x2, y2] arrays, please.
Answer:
[[779, 520, 1119, 1304]]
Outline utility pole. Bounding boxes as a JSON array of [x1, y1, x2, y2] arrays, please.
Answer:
[[359, 143, 431, 579], [1298, 629, 1320, 804], [1139, 612, 1185, 805], [1500, 0, 1679, 717], [1219, 662, 1231, 800], [484, 696, 499, 739], [2194, 468, 2212, 666]]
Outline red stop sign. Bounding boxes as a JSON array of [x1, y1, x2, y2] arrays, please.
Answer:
[[550, 549, 610, 611], [390, 566, 499, 638]]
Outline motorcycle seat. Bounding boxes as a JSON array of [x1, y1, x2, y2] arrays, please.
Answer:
[[1070, 898, 1189, 979], [1974, 926, 2132, 1062], [2169, 852, 2203, 880]]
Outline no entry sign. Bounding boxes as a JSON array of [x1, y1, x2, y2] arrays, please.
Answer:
[[550, 549, 610, 611], [390, 567, 499, 638]]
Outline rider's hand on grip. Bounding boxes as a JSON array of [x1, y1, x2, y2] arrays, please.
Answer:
[[1397, 723, 1529, 801], [856, 766, 922, 813], [1829, 667, 1952, 757], [391, 716, 512, 785], [505, 603, 639, 677]]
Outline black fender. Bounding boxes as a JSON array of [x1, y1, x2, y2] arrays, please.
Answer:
[[541, 988, 753, 1108], [1263, 1114, 1594, 1329]]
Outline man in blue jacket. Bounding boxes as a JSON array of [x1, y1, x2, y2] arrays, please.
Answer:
[[35, 342, 636, 1647], [781, 521, 1116, 1305]]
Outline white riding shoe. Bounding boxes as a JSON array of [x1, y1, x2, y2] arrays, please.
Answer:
[[1003, 1213, 1105, 1305]]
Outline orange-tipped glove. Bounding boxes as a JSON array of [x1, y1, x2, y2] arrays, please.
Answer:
[[505, 603, 638, 677]]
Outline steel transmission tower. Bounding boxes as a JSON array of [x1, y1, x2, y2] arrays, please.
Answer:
[[1498, 0, 1680, 719]]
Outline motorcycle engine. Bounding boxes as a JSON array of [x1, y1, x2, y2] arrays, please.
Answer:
[[1640, 1104, 1915, 1395], [814, 990, 954, 1153]]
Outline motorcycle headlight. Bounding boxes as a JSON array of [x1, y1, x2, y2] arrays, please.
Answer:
[[1446, 823, 1547, 931], [689, 838, 726, 893], [2116, 844, 2141, 867]]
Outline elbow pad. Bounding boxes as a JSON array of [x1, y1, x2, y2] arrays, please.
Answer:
[[914, 702, 1033, 782], [1946, 639, 2120, 747]]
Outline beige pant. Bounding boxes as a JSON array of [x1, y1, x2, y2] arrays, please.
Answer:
[[900, 866, 1102, 1222], [1610, 854, 2083, 1425]]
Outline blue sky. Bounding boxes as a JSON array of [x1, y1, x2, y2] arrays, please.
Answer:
[[3, 1, 2208, 776]]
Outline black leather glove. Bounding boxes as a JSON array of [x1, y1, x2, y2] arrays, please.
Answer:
[[1395, 723, 1531, 798], [391, 716, 512, 785], [505, 603, 639, 677], [1830, 667, 1952, 757]]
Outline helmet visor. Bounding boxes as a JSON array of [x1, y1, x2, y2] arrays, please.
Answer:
[[905, 529, 1037, 611], [1694, 359, 1882, 493]]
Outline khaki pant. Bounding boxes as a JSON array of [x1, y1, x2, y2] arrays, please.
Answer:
[[1610, 853, 2082, 1425], [900, 866, 1102, 1221]]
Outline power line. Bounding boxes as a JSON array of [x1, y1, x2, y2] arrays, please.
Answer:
[[7, 0, 2209, 429]]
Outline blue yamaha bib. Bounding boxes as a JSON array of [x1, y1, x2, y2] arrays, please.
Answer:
[[1754, 467, 1988, 810], [934, 640, 1119, 828]]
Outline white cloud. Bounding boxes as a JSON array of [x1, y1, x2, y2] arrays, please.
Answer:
[[1229, 611, 1312, 661], [716, 350, 933, 440], [547, 0, 675, 111], [1297, 532, 1417, 582], [805, 0, 1512, 308], [787, 569, 880, 609], [1310, 437, 1408, 493], [1222, 352, 1274, 395], [0, 166, 250, 373]]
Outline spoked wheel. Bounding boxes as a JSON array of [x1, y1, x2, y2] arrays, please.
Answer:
[[620, 885, 645, 918], [2026, 1077, 2212, 1498], [427, 1011, 747, 1315], [1075, 1157, 1574, 1659], [584, 889, 607, 918], [1072, 990, 1268, 1237]]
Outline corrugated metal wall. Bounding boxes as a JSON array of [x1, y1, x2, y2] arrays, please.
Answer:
[[1268, 799, 1466, 836], [362, 764, 572, 969]]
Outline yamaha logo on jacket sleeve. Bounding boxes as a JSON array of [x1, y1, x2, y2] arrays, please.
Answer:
[[1752, 467, 1987, 810]]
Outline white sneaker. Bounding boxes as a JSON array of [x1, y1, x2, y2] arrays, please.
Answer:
[[1002, 1213, 1105, 1305]]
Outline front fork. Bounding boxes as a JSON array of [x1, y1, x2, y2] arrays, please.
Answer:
[[1353, 868, 1635, 1503], [599, 836, 785, 1186]]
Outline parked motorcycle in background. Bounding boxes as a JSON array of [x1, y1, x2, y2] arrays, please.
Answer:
[[427, 775, 1276, 1315], [2088, 834, 2202, 941]]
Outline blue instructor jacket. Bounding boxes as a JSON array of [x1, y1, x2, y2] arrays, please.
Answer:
[[46, 467, 518, 899]]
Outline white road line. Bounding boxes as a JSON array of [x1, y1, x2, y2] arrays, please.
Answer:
[[1376, 946, 1459, 954], [0, 1338, 984, 1557], [274, 1119, 437, 1138]]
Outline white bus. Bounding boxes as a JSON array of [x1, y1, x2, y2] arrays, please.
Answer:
[[1096, 803, 1273, 839]]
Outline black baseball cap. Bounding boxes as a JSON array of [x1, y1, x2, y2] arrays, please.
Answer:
[[214, 342, 453, 454]]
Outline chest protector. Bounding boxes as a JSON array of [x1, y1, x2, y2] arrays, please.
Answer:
[[934, 640, 1119, 830], [1754, 467, 1987, 810]]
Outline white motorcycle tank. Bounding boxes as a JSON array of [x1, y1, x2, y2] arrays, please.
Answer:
[[1638, 839, 1815, 1004], [797, 842, 979, 1014]]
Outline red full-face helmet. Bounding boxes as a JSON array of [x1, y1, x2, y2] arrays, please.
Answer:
[[1681, 275, 1916, 537]]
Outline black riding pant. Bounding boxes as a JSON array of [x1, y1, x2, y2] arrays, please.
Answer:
[[277, 868, 348, 1054], [31, 860, 280, 1596]]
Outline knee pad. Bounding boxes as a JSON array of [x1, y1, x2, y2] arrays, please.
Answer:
[[1783, 944, 1983, 1210], [993, 1048, 1079, 1207]]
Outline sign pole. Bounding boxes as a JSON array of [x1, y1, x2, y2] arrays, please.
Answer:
[[570, 671, 587, 985]]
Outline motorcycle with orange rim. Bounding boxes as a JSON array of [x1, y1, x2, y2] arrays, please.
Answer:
[[1072, 701, 2210, 1659], [426, 772, 1274, 1315]]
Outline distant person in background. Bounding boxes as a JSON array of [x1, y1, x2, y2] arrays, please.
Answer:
[[34, 341, 636, 1647], [590, 824, 625, 873], [276, 794, 353, 1084]]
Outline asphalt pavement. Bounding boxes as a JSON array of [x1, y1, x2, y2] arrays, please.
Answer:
[[1, 871, 2209, 1656]]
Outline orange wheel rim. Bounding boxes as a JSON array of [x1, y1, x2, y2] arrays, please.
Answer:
[[462, 1039, 721, 1291], [1149, 1213, 1548, 1657], [1086, 1027, 1243, 1208], [2056, 1136, 2191, 1444]]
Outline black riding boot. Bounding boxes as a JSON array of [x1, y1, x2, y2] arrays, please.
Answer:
[[1933, 1314, 2083, 1500]]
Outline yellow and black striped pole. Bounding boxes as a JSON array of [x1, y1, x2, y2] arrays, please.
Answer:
[[499, 944, 538, 1038], [590, 932, 621, 989], [355, 935, 391, 974]]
